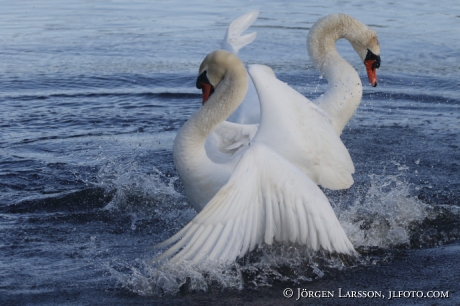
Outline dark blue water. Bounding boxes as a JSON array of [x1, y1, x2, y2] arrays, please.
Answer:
[[1, 1, 459, 305]]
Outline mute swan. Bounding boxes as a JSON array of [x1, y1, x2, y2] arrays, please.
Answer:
[[155, 14, 381, 264]]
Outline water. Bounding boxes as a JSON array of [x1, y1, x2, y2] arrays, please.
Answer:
[[1, 1, 459, 305]]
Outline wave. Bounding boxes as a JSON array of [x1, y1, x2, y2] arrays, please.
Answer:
[[3, 187, 111, 214], [364, 91, 460, 105], [1, 90, 200, 103]]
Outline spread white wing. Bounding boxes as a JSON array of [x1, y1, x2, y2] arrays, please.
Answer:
[[155, 143, 356, 264], [249, 64, 355, 190]]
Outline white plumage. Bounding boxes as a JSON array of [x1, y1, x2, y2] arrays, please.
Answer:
[[155, 13, 381, 264], [156, 142, 354, 264]]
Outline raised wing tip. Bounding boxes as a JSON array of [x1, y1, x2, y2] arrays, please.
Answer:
[[220, 11, 260, 54], [232, 10, 259, 29], [230, 32, 257, 54]]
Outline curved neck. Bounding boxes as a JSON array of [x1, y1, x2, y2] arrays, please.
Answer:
[[180, 67, 248, 146], [174, 63, 248, 167], [307, 14, 364, 135]]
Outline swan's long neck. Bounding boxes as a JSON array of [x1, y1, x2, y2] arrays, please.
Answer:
[[307, 14, 365, 135], [175, 66, 248, 156], [173, 56, 247, 210]]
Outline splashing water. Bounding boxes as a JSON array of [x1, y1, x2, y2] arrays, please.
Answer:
[[108, 245, 355, 296], [336, 172, 460, 250], [96, 152, 196, 237], [102, 162, 459, 296], [338, 173, 429, 249], [97, 151, 179, 206]]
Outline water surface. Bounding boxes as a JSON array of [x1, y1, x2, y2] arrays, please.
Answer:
[[1, 1, 459, 305]]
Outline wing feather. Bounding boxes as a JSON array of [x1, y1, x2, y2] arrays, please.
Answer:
[[208, 220, 235, 260], [206, 121, 258, 163], [307, 213, 319, 250], [295, 197, 308, 244], [264, 188, 274, 244], [154, 143, 356, 264], [239, 199, 253, 257], [171, 225, 207, 262], [191, 223, 224, 264], [272, 191, 282, 242]]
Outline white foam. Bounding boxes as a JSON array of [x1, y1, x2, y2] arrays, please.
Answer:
[[337, 174, 429, 249]]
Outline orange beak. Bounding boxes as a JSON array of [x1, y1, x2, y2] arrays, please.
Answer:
[[201, 83, 212, 105], [365, 60, 378, 87]]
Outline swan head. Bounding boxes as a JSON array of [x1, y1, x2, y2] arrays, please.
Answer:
[[349, 29, 381, 87], [308, 14, 381, 87], [196, 50, 243, 105]]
